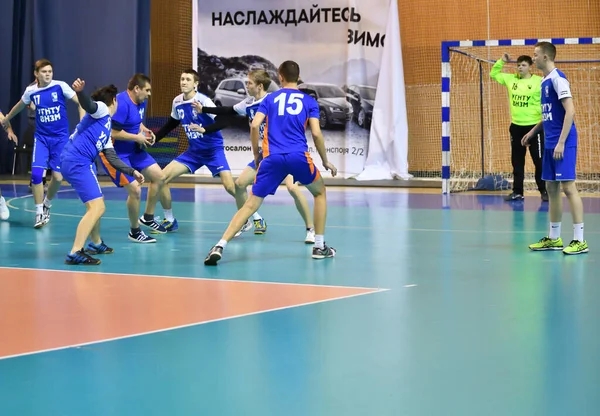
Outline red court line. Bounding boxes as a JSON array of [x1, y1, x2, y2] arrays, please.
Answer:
[[0, 268, 384, 360]]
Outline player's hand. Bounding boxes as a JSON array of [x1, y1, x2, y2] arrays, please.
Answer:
[[133, 170, 145, 184], [0, 116, 9, 130], [553, 142, 565, 160], [7, 131, 18, 145], [192, 101, 203, 113], [189, 123, 205, 133], [521, 131, 534, 147], [141, 128, 156, 145], [72, 78, 85, 92], [502, 53, 510, 62], [324, 161, 337, 177], [135, 132, 153, 148]]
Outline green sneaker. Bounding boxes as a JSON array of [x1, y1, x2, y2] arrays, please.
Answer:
[[563, 240, 589, 255], [529, 236, 563, 251]]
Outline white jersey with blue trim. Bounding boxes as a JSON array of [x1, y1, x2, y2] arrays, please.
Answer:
[[171, 92, 224, 153], [233, 93, 269, 141], [541, 68, 577, 147], [63, 102, 113, 162], [21, 80, 76, 139]]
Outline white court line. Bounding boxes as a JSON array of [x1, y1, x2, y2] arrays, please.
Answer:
[[0, 266, 388, 292], [0, 288, 389, 361], [8, 190, 599, 234]]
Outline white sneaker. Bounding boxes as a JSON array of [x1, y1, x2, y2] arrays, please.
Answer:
[[305, 228, 315, 244], [234, 219, 253, 238], [0, 197, 9, 220]]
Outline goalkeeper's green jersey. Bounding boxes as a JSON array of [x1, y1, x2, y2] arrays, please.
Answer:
[[490, 59, 542, 126]]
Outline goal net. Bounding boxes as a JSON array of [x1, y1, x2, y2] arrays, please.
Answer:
[[441, 38, 600, 194]]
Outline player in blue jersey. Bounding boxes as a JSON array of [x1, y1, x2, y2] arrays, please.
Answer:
[[61, 79, 144, 265], [0, 108, 19, 220], [196, 69, 315, 243], [522, 42, 587, 255], [98, 73, 167, 243], [204, 61, 337, 265], [1, 59, 82, 228], [148, 69, 237, 230]]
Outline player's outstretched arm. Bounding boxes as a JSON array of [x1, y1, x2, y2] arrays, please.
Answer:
[[0, 101, 27, 130], [199, 105, 237, 115], [308, 118, 337, 177], [154, 117, 181, 143], [72, 78, 98, 115], [101, 148, 144, 183], [0, 111, 18, 145]]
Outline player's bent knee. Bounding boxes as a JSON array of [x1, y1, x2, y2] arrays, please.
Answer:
[[31, 167, 45, 185], [306, 178, 325, 197], [87, 198, 106, 216], [286, 182, 299, 194], [561, 181, 577, 196], [126, 182, 142, 200]]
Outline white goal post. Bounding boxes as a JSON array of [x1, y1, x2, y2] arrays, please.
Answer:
[[441, 37, 600, 194]]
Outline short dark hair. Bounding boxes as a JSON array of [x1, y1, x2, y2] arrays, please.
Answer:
[[516, 55, 533, 65], [278, 61, 300, 83], [127, 73, 151, 91], [34, 59, 52, 72], [91, 84, 118, 106], [535, 42, 557, 61], [182, 69, 199, 83]]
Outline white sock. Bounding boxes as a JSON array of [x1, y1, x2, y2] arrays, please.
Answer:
[[549, 222, 561, 240], [217, 239, 228, 249], [0, 196, 5, 205], [315, 235, 324, 249], [164, 209, 174, 222], [573, 223, 584, 242], [35, 204, 43, 215], [252, 212, 262, 221], [43, 197, 52, 208]]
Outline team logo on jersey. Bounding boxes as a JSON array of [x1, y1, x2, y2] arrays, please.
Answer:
[[139, 108, 145, 119], [545, 86, 549, 97], [52, 92, 58, 102]]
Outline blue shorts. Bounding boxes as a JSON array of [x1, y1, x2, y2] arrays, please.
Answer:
[[99, 150, 157, 187], [61, 158, 103, 204], [246, 150, 264, 170], [252, 152, 320, 198], [32, 134, 68, 172], [542, 145, 577, 181], [175, 147, 230, 177]]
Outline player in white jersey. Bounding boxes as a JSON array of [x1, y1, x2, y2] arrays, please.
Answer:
[[522, 42, 587, 255], [61, 79, 144, 265], [148, 69, 239, 231], [1, 59, 83, 228], [197, 69, 315, 243], [0, 109, 19, 220]]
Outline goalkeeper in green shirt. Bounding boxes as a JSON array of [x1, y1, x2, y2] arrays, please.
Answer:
[[491, 53, 548, 201]]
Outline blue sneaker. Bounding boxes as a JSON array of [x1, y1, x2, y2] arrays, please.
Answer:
[[161, 218, 179, 232], [85, 240, 114, 255], [65, 249, 101, 265]]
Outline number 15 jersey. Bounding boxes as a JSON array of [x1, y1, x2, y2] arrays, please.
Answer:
[[256, 89, 320, 157]]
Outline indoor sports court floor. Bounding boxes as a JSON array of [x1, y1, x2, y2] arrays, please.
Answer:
[[0, 181, 598, 416]]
